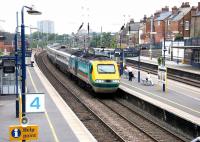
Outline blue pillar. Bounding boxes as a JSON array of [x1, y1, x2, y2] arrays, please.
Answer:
[[138, 49, 140, 83], [120, 49, 123, 76], [15, 32, 19, 118], [15, 12, 19, 118], [163, 22, 166, 92], [21, 7, 26, 117]]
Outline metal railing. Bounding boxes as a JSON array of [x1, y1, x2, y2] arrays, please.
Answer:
[[184, 37, 200, 46], [0, 69, 16, 95]]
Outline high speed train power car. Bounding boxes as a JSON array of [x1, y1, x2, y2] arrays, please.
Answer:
[[47, 46, 120, 93]]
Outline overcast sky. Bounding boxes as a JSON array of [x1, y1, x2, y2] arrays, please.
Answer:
[[0, 0, 199, 34]]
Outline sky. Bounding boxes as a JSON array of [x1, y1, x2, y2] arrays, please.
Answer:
[[0, 0, 199, 34]]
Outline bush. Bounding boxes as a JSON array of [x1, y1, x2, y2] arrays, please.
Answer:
[[157, 56, 163, 66]]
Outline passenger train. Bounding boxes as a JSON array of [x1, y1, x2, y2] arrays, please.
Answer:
[[47, 46, 120, 93]]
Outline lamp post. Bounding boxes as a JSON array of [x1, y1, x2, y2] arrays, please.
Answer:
[[119, 24, 125, 76], [15, 12, 19, 118], [137, 27, 141, 82], [138, 46, 141, 82], [21, 5, 41, 120], [29, 26, 38, 48], [149, 15, 153, 60], [163, 20, 166, 92]]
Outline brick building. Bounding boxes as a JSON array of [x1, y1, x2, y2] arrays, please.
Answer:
[[168, 2, 195, 40], [0, 36, 14, 53], [191, 2, 200, 37], [154, 7, 171, 43], [142, 16, 152, 44]]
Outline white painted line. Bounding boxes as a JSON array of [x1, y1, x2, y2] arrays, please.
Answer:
[[121, 81, 200, 115], [120, 82, 200, 126], [138, 69, 200, 100], [27, 68, 39, 93], [27, 67, 60, 142], [167, 87, 200, 102], [33, 55, 97, 142]]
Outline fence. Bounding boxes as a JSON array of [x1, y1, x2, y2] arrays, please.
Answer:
[[140, 42, 162, 49], [184, 37, 200, 46], [0, 69, 16, 95]]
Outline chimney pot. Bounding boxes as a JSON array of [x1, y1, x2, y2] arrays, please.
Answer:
[[162, 6, 169, 12], [198, 2, 200, 11], [172, 6, 178, 14]]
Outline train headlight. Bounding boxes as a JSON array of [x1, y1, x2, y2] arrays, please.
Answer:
[[113, 80, 120, 83], [95, 80, 104, 83]]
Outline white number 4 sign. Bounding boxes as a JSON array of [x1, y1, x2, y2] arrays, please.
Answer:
[[26, 93, 45, 113]]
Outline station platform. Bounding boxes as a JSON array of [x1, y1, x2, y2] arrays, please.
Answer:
[[128, 56, 200, 75], [119, 68, 200, 126], [0, 54, 97, 142]]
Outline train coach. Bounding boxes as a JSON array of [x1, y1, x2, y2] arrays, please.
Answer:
[[47, 46, 120, 93]]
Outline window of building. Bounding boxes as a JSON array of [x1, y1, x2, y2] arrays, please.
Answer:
[[168, 20, 171, 25], [194, 50, 200, 63], [158, 21, 160, 26], [185, 21, 189, 31]]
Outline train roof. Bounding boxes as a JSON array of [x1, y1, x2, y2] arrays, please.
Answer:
[[55, 46, 111, 60]]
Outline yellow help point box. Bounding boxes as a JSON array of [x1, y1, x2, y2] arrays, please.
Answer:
[[9, 125, 39, 141]]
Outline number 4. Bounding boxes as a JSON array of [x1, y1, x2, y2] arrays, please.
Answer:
[[30, 97, 40, 109]]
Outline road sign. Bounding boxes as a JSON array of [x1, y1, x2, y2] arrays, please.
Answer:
[[124, 51, 139, 57], [2, 59, 15, 73], [26, 93, 45, 113], [9, 125, 39, 141], [17, 49, 32, 57], [124, 49, 139, 57], [114, 51, 120, 57]]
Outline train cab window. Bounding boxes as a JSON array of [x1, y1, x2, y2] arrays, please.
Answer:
[[89, 65, 93, 73], [97, 64, 115, 74]]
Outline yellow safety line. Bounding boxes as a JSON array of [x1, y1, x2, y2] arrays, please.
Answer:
[[27, 68, 39, 93], [121, 81, 200, 115], [18, 88, 22, 125], [27, 68, 60, 142]]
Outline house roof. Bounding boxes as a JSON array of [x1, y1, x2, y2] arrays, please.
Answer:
[[156, 11, 172, 21], [193, 11, 200, 17], [170, 7, 192, 21]]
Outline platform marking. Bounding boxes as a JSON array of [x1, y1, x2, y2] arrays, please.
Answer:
[[140, 69, 200, 95], [167, 86, 200, 102], [135, 70, 200, 100], [121, 81, 200, 115], [167, 80, 200, 95], [155, 76, 200, 101], [33, 55, 97, 142], [120, 83, 200, 126], [27, 68, 60, 142], [155, 71, 200, 95]]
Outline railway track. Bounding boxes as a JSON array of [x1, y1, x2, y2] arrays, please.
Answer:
[[126, 62, 200, 88], [99, 98, 189, 142], [36, 51, 190, 142], [36, 51, 125, 142]]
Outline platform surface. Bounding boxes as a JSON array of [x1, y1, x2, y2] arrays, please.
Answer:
[[120, 68, 200, 126], [0, 54, 96, 142]]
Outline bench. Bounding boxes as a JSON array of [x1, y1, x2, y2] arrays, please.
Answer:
[[141, 79, 154, 86]]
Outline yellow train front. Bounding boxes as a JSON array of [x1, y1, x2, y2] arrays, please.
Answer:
[[47, 46, 120, 93], [89, 60, 120, 93]]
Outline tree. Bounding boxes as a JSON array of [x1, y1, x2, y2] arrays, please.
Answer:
[[89, 32, 115, 48], [110, 35, 117, 48], [174, 33, 183, 41]]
